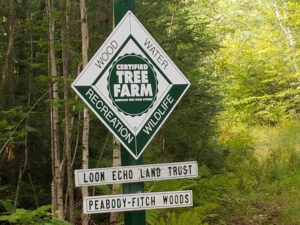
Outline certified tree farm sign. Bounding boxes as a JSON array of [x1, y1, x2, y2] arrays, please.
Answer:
[[108, 54, 158, 116], [72, 11, 190, 159]]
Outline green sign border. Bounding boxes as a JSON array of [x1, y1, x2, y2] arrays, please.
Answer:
[[107, 54, 159, 117], [74, 35, 189, 159], [75, 84, 187, 158], [92, 35, 172, 86]]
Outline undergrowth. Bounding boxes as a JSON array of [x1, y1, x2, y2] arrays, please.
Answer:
[[146, 119, 300, 225], [1, 120, 298, 225]]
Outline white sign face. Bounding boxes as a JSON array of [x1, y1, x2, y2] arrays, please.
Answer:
[[83, 190, 193, 214], [72, 11, 190, 159], [75, 161, 198, 186]]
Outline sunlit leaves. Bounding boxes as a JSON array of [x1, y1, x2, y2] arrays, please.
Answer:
[[212, 0, 300, 124]]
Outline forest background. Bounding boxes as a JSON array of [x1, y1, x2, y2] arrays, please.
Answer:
[[0, 0, 299, 224]]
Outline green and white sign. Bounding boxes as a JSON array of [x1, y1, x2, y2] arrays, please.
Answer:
[[72, 11, 190, 159], [108, 54, 158, 116]]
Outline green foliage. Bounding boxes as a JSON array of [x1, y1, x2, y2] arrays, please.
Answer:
[[148, 120, 300, 224], [0, 205, 71, 225], [155, 209, 207, 225], [144, 166, 219, 224], [145, 203, 218, 225], [146, 210, 159, 225], [1, 0, 299, 224], [96, 185, 112, 195], [211, 0, 300, 124], [0, 106, 28, 145], [0, 200, 14, 213], [215, 120, 300, 224], [139, 0, 222, 167]]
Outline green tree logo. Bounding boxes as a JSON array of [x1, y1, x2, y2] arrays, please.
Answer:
[[108, 54, 158, 116]]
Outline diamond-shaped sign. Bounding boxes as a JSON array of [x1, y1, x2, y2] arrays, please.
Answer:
[[72, 11, 190, 159]]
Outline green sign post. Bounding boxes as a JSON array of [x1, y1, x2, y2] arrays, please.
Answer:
[[72, 0, 190, 223], [114, 1, 145, 225]]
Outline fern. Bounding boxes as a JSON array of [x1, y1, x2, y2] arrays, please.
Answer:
[[96, 185, 112, 195], [146, 209, 159, 225], [0, 205, 71, 225], [155, 210, 205, 225]]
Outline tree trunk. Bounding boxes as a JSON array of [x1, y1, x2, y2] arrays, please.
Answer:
[[46, 0, 64, 219], [110, 137, 121, 225], [49, 76, 57, 215], [80, 0, 90, 224], [61, 0, 74, 223], [110, 8, 121, 223], [273, 0, 299, 73], [13, 0, 29, 210], [0, 0, 16, 110], [168, 0, 178, 37]]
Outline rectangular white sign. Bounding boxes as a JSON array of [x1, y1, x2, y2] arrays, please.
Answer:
[[83, 190, 193, 214], [75, 161, 198, 186]]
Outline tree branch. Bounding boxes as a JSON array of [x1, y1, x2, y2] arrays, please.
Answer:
[[0, 91, 48, 155]]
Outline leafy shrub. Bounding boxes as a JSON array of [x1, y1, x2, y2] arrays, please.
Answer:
[[0, 202, 70, 225]]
